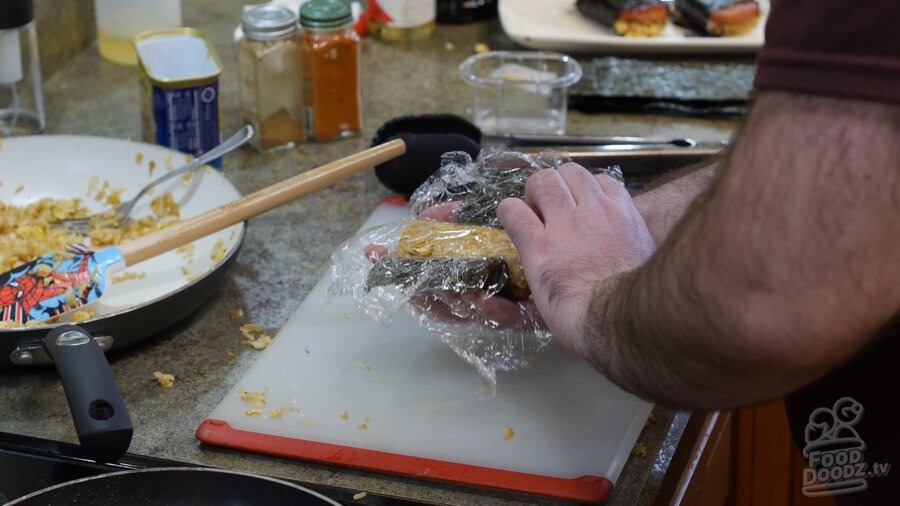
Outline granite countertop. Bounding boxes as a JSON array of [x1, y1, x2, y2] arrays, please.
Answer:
[[0, 1, 738, 504]]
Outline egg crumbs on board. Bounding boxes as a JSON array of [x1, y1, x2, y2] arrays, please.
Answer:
[[152, 371, 175, 388], [271, 407, 295, 419], [238, 388, 267, 407], [504, 424, 515, 441], [135, 153, 144, 164], [245, 409, 263, 416], [229, 308, 244, 320], [357, 423, 368, 431], [340, 410, 349, 421]]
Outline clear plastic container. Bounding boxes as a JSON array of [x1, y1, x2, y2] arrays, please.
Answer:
[[458, 51, 581, 135], [94, 0, 182, 65]]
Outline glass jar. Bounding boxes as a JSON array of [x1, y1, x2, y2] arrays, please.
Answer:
[[237, 4, 307, 152], [0, 0, 45, 136], [368, 0, 436, 42], [300, 0, 362, 142]]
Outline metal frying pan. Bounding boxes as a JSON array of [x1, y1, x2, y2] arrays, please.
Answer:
[[6, 467, 341, 505], [0, 135, 245, 367]]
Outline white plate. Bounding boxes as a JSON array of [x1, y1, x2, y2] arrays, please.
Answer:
[[0, 135, 244, 328], [499, 0, 768, 54]]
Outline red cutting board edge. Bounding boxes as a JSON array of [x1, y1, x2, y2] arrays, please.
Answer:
[[197, 418, 613, 502]]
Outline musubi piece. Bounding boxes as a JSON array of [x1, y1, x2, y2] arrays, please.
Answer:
[[575, 0, 669, 37], [674, 0, 761, 36], [364, 221, 530, 300]]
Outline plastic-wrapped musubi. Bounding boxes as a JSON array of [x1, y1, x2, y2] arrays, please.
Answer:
[[329, 148, 623, 386]]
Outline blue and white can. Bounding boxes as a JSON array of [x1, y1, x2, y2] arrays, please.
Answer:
[[135, 28, 223, 168]]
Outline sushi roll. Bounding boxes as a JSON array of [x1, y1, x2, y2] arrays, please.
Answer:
[[674, 0, 761, 36], [364, 221, 530, 300], [576, 0, 669, 37]]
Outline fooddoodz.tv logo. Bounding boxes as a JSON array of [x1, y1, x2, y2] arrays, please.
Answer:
[[802, 397, 891, 497]]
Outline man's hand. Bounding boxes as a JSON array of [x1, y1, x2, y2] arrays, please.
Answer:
[[497, 162, 656, 354]]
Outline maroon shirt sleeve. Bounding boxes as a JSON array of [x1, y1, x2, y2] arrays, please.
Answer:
[[753, 0, 900, 103]]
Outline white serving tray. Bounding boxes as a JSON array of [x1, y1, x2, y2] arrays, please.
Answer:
[[499, 0, 768, 54]]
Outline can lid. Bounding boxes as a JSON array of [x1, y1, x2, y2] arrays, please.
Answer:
[[242, 4, 298, 40], [0, 0, 34, 29], [300, 0, 352, 30]]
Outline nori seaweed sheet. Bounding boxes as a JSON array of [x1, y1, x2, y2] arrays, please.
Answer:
[[366, 256, 511, 295], [576, 0, 664, 27], [569, 56, 755, 118]]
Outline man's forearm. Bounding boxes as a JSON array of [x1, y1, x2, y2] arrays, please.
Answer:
[[633, 160, 720, 244], [585, 92, 900, 410]]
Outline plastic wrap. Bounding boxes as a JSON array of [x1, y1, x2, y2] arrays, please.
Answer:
[[330, 147, 623, 386], [409, 147, 623, 227]]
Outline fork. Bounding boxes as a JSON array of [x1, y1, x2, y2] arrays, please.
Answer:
[[56, 125, 255, 235]]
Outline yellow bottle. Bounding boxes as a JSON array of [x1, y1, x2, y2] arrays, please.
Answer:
[[367, 0, 436, 42], [94, 0, 182, 65]]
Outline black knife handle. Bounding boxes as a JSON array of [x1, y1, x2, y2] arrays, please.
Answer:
[[43, 324, 133, 462]]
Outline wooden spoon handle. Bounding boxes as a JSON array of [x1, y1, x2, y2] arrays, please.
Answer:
[[119, 139, 406, 266]]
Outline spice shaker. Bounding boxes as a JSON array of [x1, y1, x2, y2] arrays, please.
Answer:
[[300, 0, 362, 142], [0, 0, 45, 136], [238, 4, 307, 152]]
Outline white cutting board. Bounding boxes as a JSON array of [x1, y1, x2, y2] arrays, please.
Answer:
[[198, 201, 653, 502]]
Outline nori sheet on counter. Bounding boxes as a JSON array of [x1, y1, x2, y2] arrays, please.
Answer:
[[366, 256, 511, 295], [569, 56, 756, 118]]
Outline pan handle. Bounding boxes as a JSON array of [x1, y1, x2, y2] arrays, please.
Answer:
[[43, 325, 133, 462]]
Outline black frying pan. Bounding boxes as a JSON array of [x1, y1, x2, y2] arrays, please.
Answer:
[[0, 240, 243, 463], [5, 467, 341, 505]]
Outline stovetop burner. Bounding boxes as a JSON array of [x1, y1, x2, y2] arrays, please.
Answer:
[[0, 432, 434, 505]]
